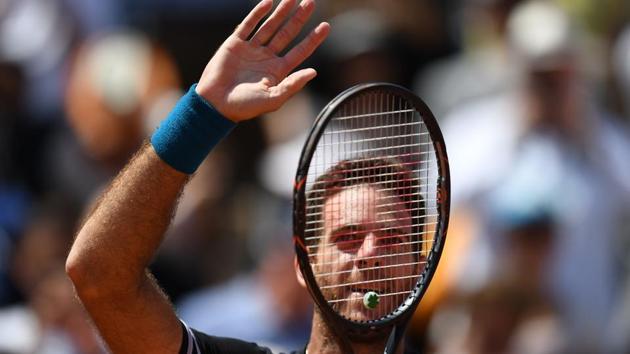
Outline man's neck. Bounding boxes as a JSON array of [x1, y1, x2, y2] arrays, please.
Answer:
[[306, 310, 404, 354]]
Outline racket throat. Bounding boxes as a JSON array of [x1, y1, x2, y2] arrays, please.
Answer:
[[384, 324, 406, 354]]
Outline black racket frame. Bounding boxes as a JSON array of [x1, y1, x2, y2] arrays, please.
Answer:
[[293, 82, 450, 346]]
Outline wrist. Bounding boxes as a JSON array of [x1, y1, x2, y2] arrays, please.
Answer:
[[151, 84, 236, 174], [194, 82, 236, 122]]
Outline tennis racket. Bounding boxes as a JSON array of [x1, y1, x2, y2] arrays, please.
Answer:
[[293, 83, 450, 354]]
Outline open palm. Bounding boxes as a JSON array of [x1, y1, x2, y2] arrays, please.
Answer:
[[196, 0, 329, 122]]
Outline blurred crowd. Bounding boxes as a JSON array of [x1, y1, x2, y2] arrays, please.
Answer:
[[0, 0, 629, 353]]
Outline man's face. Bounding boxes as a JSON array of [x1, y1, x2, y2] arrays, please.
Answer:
[[313, 184, 421, 322]]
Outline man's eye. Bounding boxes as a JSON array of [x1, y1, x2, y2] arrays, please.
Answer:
[[381, 231, 405, 245], [333, 232, 363, 252], [335, 233, 360, 244]]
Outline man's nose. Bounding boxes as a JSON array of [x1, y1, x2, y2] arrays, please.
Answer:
[[357, 232, 380, 268]]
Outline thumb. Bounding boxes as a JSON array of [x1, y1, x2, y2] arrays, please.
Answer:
[[270, 68, 317, 106]]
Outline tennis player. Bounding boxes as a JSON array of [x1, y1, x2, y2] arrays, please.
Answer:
[[66, 1, 418, 353]]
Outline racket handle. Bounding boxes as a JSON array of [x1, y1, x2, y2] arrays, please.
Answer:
[[384, 324, 405, 354]]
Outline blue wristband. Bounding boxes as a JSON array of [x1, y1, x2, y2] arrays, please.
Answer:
[[151, 84, 236, 174]]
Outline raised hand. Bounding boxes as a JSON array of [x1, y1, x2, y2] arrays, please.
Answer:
[[195, 0, 330, 122]]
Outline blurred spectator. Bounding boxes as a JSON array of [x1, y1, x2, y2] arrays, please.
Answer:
[[556, 0, 629, 39], [0, 62, 23, 182], [147, 0, 254, 87], [0, 0, 75, 121], [64, 29, 181, 169], [612, 25, 630, 118], [0, 201, 103, 353], [0, 61, 31, 305], [257, 91, 317, 200], [316, 8, 407, 96], [0, 268, 104, 353], [429, 167, 566, 354], [154, 169, 252, 301], [62, 0, 126, 34], [433, 0, 630, 352], [414, 0, 524, 118], [430, 279, 564, 354], [8, 202, 76, 300], [45, 29, 182, 206], [605, 25, 630, 354], [177, 244, 312, 352], [315, 0, 455, 99], [0, 0, 75, 201], [319, 0, 454, 62]]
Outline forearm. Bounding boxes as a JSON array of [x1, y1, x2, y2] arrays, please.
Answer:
[[66, 142, 188, 296]]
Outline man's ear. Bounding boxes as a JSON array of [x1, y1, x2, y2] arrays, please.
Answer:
[[294, 255, 307, 288]]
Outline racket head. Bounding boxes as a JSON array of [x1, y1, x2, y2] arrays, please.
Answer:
[[293, 83, 450, 338]]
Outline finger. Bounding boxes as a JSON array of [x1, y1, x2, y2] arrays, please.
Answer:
[[269, 68, 317, 105], [267, 0, 315, 54], [234, 0, 274, 40], [250, 0, 297, 45], [283, 22, 330, 71]]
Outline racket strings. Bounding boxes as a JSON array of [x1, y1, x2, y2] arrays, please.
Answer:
[[325, 108, 416, 121], [305, 206, 438, 226], [308, 155, 431, 175], [306, 227, 434, 246], [304, 165, 438, 190], [311, 249, 430, 267], [306, 150, 434, 170], [304, 90, 439, 323], [315, 132, 429, 147], [314, 260, 427, 277], [321, 121, 423, 134], [304, 216, 439, 235], [319, 275, 420, 290], [307, 239, 434, 257], [306, 198, 438, 215], [328, 290, 413, 304], [306, 188, 435, 205], [310, 141, 435, 158], [304, 159, 437, 184]]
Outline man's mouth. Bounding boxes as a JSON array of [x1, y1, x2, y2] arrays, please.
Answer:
[[350, 287, 383, 295]]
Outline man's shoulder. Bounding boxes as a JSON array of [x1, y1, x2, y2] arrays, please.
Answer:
[[181, 321, 305, 354]]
